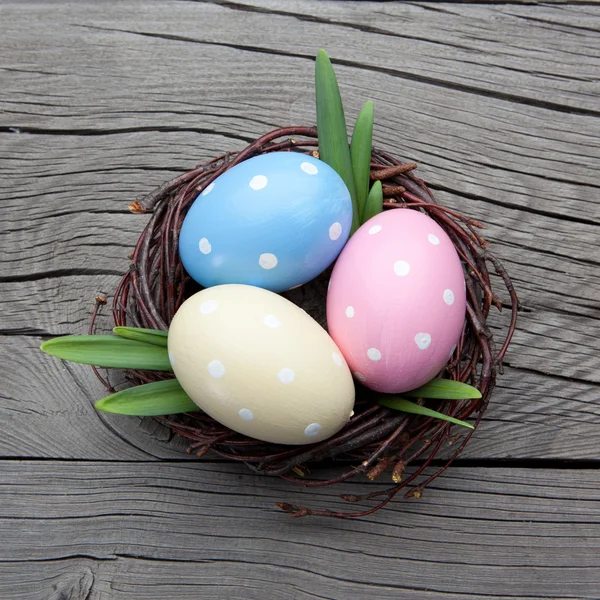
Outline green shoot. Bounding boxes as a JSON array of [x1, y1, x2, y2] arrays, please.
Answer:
[[378, 396, 474, 430], [113, 326, 168, 347], [350, 100, 374, 221], [40, 335, 172, 371], [362, 180, 383, 224], [95, 378, 197, 416], [315, 49, 359, 234], [404, 378, 482, 400]]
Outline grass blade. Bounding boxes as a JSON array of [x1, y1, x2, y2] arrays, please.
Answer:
[[40, 335, 173, 371], [315, 49, 359, 234], [350, 100, 374, 220], [404, 378, 482, 400], [378, 397, 474, 430], [113, 326, 168, 347], [361, 180, 383, 224], [95, 378, 198, 416]]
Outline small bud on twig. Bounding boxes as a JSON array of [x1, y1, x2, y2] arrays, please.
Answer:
[[128, 200, 148, 214], [371, 163, 417, 179], [392, 461, 405, 484], [405, 486, 423, 500]]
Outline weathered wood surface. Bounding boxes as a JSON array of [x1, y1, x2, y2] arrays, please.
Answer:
[[1, 462, 600, 600], [1, 1, 599, 598]]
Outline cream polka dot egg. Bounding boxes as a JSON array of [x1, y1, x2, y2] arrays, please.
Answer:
[[178, 152, 352, 293], [168, 284, 355, 445], [327, 209, 467, 393]]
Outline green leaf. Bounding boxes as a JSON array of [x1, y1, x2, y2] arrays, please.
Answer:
[[315, 49, 359, 234], [361, 180, 383, 224], [404, 378, 482, 400], [378, 397, 475, 430], [350, 100, 374, 221], [95, 378, 198, 416], [40, 335, 173, 371], [113, 326, 168, 347]]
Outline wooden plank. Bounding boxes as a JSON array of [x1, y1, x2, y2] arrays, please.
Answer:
[[0, 562, 95, 600], [0, 275, 123, 336], [1, 2, 599, 221], [232, 0, 600, 112], [2, 335, 598, 461], [2, 133, 598, 299], [0, 335, 189, 460], [3, 0, 600, 113], [3, 264, 599, 383], [0, 461, 598, 599], [3, 277, 599, 401]]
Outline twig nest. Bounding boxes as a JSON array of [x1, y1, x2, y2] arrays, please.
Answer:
[[105, 126, 518, 518]]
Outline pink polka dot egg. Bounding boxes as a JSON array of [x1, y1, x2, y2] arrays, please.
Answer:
[[326, 209, 467, 393]]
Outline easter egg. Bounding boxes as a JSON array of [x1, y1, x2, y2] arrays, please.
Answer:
[[326, 209, 467, 393], [167, 284, 355, 445], [178, 152, 352, 293]]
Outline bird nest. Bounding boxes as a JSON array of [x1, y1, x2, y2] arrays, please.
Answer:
[[91, 126, 518, 518]]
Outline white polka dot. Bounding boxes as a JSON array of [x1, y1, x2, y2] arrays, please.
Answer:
[[349, 410, 355, 417], [238, 408, 254, 421], [264, 314, 281, 328], [428, 233, 440, 245], [199, 237, 211, 254], [354, 371, 366, 382], [278, 368, 295, 384], [199, 299, 218, 314], [345, 306, 355, 318], [259, 253, 278, 269], [304, 423, 321, 437], [368, 225, 382, 235], [464, 279, 467, 291], [414, 333, 432, 350], [201, 182, 214, 196], [367, 348, 382, 361], [249, 175, 268, 190], [329, 222, 343, 240], [168, 351, 175, 367], [301, 162, 318, 175], [208, 359, 225, 378], [443, 289, 455, 305], [449, 344, 457, 359], [393, 260, 410, 277], [328, 279, 332, 291], [332, 352, 343, 366]]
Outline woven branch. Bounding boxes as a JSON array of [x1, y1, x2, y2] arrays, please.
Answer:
[[91, 127, 519, 518]]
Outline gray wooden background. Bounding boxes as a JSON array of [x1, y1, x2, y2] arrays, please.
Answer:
[[1, 1, 599, 598]]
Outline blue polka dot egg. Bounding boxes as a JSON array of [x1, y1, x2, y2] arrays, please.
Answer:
[[178, 152, 353, 293]]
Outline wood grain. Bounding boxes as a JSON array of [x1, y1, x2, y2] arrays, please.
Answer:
[[2, 2, 599, 219], [3, 336, 599, 461], [0, 461, 599, 599], [1, 1, 599, 597], [0, 335, 190, 460], [0, 0, 598, 458]]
